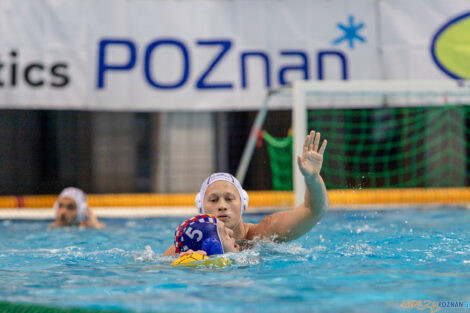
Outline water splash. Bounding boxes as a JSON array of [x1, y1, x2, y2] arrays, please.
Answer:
[[134, 245, 159, 262]]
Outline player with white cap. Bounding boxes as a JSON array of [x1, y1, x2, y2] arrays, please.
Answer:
[[164, 130, 328, 256], [49, 187, 105, 229]]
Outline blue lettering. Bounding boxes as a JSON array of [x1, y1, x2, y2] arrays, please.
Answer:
[[97, 39, 137, 88], [240, 51, 271, 88], [144, 39, 190, 89], [96, 37, 353, 91], [196, 40, 233, 89], [278, 51, 309, 86], [317, 50, 348, 80]]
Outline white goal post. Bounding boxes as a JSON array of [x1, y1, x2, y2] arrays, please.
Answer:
[[292, 79, 470, 206], [236, 80, 470, 206]]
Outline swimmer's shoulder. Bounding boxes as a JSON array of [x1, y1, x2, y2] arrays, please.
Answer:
[[242, 217, 278, 241], [243, 222, 258, 241], [233, 222, 256, 250]]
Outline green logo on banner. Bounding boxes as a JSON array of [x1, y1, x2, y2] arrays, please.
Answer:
[[431, 12, 470, 79]]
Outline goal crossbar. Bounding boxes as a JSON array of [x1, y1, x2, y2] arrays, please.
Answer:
[[292, 79, 470, 206]]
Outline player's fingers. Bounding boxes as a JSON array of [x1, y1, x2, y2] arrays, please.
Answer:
[[319, 139, 327, 155], [308, 130, 315, 150], [313, 132, 320, 151], [180, 249, 195, 256], [303, 132, 309, 153]]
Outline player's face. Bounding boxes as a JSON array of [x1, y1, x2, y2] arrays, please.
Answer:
[[56, 197, 78, 225], [217, 219, 240, 253], [204, 181, 242, 230]]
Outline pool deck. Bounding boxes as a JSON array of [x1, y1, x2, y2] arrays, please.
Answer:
[[1, 204, 469, 219], [1, 188, 470, 219]]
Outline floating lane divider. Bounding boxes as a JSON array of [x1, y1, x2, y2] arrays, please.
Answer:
[[1, 188, 470, 212]]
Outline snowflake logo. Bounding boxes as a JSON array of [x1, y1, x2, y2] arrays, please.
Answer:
[[332, 15, 366, 49]]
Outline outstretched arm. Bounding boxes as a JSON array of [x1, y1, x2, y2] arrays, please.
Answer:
[[249, 130, 329, 241], [163, 244, 177, 256]]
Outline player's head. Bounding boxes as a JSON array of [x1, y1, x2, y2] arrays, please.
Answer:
[[195, 173, 248, 229], [174, 214, 239, 256], [53, 187, 88, 226]]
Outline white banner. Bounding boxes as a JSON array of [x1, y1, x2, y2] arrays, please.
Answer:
[[0, 0, 468, 111]]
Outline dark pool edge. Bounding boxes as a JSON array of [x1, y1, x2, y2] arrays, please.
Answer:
[[0, 301, 185, 313]]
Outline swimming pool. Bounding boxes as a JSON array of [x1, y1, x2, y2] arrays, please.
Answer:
[[1, 207, 469, 313]]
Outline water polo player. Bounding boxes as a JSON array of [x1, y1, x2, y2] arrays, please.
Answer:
[[164, 130, 328, 256], [49, 187, 106, 229], [174, 214, 239, 256]]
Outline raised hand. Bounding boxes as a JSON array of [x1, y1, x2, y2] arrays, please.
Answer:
[[296, 130, 327, 178]]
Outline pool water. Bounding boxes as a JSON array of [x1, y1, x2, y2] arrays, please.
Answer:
[[1, 207, 469, 313]]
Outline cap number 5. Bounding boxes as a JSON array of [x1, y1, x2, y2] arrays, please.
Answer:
[[185, 227, 203, 242]]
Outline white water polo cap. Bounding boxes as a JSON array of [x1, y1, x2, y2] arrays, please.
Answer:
[[195, 173, 249, 216], [54, 187, 88, 222]]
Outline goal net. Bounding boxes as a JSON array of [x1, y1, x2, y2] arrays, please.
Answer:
[[281, 80, 470, 205]]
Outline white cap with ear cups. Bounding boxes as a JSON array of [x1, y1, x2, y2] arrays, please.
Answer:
[[195, 173, 248, 216]]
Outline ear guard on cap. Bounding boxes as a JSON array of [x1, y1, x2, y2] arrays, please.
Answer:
[[201, 237, 224, 256], [195, 192, 203, 213]]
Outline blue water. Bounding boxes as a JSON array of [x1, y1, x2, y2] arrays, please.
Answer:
[[1, 207, 470, 313]]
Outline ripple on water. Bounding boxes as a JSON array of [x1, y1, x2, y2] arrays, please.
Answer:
[[0, 210, 469, 313]]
